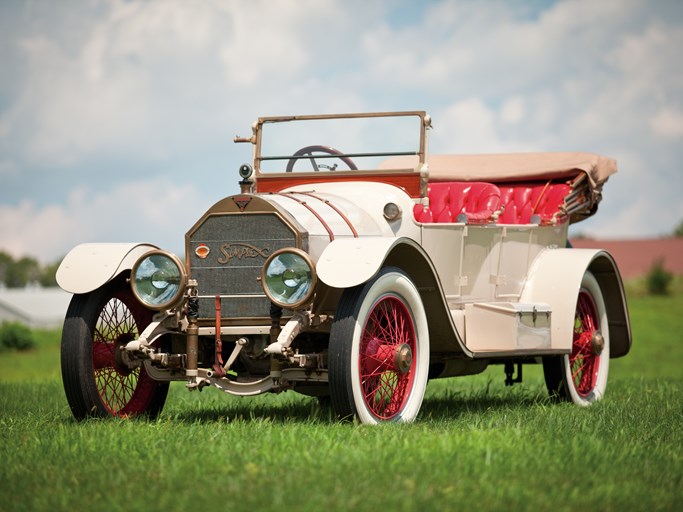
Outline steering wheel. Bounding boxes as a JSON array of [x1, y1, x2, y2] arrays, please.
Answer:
[[285, 145, 358, 172]]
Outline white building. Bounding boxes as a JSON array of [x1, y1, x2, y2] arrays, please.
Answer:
[[0, 287, 72, 329]]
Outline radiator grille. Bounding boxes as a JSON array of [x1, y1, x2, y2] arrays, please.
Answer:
[[188, 213, 298, 320]]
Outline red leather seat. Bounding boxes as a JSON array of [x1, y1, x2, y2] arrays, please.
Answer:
[[413, 182, 501, 224], [499, 185, 533, 224], [498, 182, 571, 224]]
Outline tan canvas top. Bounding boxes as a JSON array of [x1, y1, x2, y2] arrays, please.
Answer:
[[380, 152, 617, 188]]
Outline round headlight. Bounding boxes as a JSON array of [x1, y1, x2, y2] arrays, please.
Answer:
[[131, 250, 187, 310], [262, 249, 316, 309]]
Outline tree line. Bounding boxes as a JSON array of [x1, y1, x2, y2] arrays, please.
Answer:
[[0, 251, 61, 288], [1, 220, 681, 289]]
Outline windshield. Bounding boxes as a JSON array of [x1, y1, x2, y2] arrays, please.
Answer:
[[255, 112, 427, 174]]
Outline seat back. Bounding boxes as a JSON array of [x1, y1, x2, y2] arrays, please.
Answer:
[[498, 182, 571, 224], [413, 182, 501, 223]]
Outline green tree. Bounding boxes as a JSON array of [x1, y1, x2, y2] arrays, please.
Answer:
[[674, 219, 683, 237], [646, 257, 673, 296], [0, 251, 62, 288], [4, 256, 40, 288], [0, 251, 12, 285], [39, 259, 61, 287], [0, 252, 62, 288]]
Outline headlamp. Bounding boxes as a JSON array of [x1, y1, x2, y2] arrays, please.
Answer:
[[131, 250, 187, 310], [261, 249, 316, 309]]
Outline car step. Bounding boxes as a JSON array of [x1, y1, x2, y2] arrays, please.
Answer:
[[462, 302, 552, 352]]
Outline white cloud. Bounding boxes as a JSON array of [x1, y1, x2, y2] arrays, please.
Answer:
[[0, 201, 70, 260], [1, 0, 682, 261], [0, 179, 203, 262], [437, 98, 500, 153], [651, 108, 683, 138], [500, 97, 525, 126], [574, 148, 683, 239], [3, 0, 373, 170], [9, 2, 235, 167]]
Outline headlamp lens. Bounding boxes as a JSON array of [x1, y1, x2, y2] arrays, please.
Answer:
[[132, 252, 185, 310], [263, 250, 315, 308]]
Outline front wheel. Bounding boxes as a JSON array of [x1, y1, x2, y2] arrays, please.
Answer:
[[543, 271, 610, 405], [61, 274, 169, 419], [328, 267, 430, 424]]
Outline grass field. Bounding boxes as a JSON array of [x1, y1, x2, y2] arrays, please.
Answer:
[[1, 291, 681, 511]]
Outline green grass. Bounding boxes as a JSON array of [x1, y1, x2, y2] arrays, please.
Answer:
[[0, 328, 61, 382], [1, 289, 681, 511], [611, 291, 683, 379]]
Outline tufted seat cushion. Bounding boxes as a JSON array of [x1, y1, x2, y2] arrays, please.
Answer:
[[413, 182, 501, 224], [498, 182, 571, 224]]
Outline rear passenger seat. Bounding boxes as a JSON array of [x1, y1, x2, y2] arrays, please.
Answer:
[[413, 182, 501, 224], [413, 180, 571, 225], [498, 182, 571, 224]]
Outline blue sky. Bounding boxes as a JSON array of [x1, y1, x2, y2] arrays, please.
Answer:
[[1, 0, 682, 262]]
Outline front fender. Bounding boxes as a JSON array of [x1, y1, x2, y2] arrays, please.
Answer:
[[56, 243, 159, 294], [317, 237, 405, 289], [520, 248, 631, 358], [317, 236, 470, 357]]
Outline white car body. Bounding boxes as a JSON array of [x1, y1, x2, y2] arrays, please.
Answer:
[[57, 111, 631, 423]]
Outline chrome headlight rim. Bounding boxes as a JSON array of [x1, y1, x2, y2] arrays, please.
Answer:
[[261, 248, 317, 310], [130, 250, 187, 311]]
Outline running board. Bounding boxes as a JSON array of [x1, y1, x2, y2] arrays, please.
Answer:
[[462, 302, 552, 353]]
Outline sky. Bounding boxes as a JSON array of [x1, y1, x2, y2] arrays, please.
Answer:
[[1, 0, 682, 263]]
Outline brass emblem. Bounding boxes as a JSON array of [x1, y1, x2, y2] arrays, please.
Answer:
[[232, 196, 252, 212], [217, 243, 270, 264], [195, 243, 210, 259]]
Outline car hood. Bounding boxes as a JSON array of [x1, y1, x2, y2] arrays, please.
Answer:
[[265, 181, 420, 259]]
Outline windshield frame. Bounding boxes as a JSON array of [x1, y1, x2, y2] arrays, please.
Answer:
[[236, 111, 431, 197]]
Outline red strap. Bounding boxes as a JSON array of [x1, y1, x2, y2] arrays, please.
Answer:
[[213, 295, 226, 377]]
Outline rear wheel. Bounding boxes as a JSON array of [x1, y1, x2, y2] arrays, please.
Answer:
[[543, 271, 609, 405], [329, 267, 429, 423], [61, 275, 169, 419]]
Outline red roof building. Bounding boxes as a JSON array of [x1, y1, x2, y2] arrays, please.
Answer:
[[570, 238, 683, 279]]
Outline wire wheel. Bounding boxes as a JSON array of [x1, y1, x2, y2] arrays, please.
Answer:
[[358, 295, 417, 419], [61, 275, 169, 419], [570, 289, 602, 396], [543, 270, 610, 405], [329, 267, 429, 424]]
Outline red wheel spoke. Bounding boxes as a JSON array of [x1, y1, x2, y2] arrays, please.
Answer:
[[571, 357, 589, 382], [359, 295, 417, 420], [570, 290, 601, 396], [543, 273, 608, 406], [573, 332, 592, 353], [89, 294, 158, 417], [62, 278, 167, 420]]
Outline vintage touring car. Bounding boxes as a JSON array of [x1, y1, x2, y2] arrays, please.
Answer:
[[57, 111, 631, 424]]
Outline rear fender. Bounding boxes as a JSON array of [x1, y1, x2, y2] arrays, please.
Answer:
[[520, 248, 631, 358], [56, 243, 159, 294]]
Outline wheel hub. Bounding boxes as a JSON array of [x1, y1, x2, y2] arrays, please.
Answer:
[[114, 333, 140, 375], [394, 343, 413, 374], [591, 331, 605, 355]]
